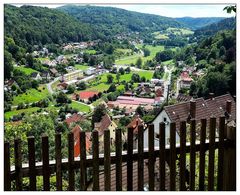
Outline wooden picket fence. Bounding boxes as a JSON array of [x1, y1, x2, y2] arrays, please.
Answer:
[[4, 117, 236, 191]]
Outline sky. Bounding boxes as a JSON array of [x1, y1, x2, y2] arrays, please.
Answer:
[[11, 3, 235, 18]]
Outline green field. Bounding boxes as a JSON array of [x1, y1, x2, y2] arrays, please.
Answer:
[[152, 32, 169, 40], [166, 27, 194, 35], [4, 107, 40, 120], [115, 44, 165, 65], [75, 64, 89, 70], [85, 83, 110, 92], [16, 66, 38, 75], [84, 49, 96, 54], [70, 101, 91, 112], [12, 85, 49, 106]]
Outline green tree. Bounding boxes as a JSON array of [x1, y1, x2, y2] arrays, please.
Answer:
[[136, 57, 142, 69], [116, 73, 120, 84], [107, 74, 114, 84], [91, 104, 107, 127], [4, 50, 13, 79]]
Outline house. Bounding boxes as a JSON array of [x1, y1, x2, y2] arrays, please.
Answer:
[[40, 71, 51, 81], [4, 79, 19, 91], [71, 125, 92, 157], [49, 68, 58, 77], [177, 93, 192, 102], [73, 91, 99, 102], [57, 82, 68, 90], [85, 67, 96, 75], [155, 88, 163, 97], [144, 93, 236, 148], [64, 113, 85, 127], [94, 114, 118, 150], [179, 71, 193, 89], [31, 72, 42, 81]]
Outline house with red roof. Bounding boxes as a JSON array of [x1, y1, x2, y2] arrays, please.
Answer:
[[179, 71, 193, 89], [71, 125, 92, 157], [64, 113, 85, 127], [73, 91, 99, 102]]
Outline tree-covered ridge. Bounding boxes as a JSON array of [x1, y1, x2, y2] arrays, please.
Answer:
[[4, 4, 98, 50], [194, 17, 236, 38], [175, 17, 225, 30], [57, 5, 185, 37]]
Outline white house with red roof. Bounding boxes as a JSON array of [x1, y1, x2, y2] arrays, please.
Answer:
[[179, 71, 193, 89]]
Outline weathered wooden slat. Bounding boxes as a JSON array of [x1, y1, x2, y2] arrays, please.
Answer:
[[115, 128, 122, 191], [199, 119, 206, 191], [4, 142, 11, 191], [127, 127, 133, 191], [137, 125, 144, 191], [55, 133, 62, 191], [68, 132, 75, 191], [190, 120, 196, 191], [14, 138, 22, 191], [179, 121, 186, 191], [104, 130, 111, 191], [148, 124, 155, 191], [170, 122, 176, 191], [208, 117, 216, 191], [80, 131, 86, 191], [92, 130, 99, 191], [42, 134, 50, 191], [159, 122, 165, 191], [28, 136, 36, 191], [217, 116, 225, 191]]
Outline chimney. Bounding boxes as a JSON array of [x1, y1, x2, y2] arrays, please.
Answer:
[[226, 100, 232, 114], [190, 100, 196, 118], [209, 93, 215, 100]]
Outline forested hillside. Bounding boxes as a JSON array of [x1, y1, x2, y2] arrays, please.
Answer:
[[57, 5, 185, 38], [175, 17, 225, 29], [4, 5, 98, 51]]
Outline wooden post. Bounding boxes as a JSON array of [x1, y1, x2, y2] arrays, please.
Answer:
[[199, 119, 206, 191], [217, 116, 225, 191], [28, 136, 36, 191], [190, 120, 196, 191], [208, 117, 216, 191], [223, 125, 236, 190], [159, 122, 166, 191], [104, 130, 111, 191], [92, 130, 99, 191], [137, 125, 144, 191], [115, 128, 122, 191], [42, 134, 50, 191], [68, 132, 75, 191], [127, 127, 133, 191], [148, 124, 155, 191], [4, 141, 11, 191], [179, 121, 186, 191], [80, 131, 86, 191], [170, 122, 176, 191], [14, 138, 22, 191], [55, 133, 62, 191]]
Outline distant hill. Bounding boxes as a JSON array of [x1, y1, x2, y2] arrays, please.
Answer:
[[175, 17, 225, 29], [4, 4, 98, 49], [57, 5, 186, 37], [194, 17, 236, 37]]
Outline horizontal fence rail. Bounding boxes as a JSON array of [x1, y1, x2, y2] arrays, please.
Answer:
[[4, 117, 236, 191]]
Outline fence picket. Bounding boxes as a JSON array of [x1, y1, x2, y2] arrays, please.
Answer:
[[115, 128, 122, 191], [4, 142, 11, 191], [104, 130, 111, 191], [137, 125, 144, 191], [199, 119, 206, 190], [127, 127, 133, 191], [68, 132, 75, 191], [159, 122, 165, 191], [80, 131, 86, 191], [170, 122, 176, 191], [55, 133, 62, 191], [42, 134, 50, 191], [28, 136, 36, 191], [190, 120, 196, 191], [92, 130, 99, 191], [148, 124, 155, 190], [208, 118, 216, 191], [180, 121, 186, 191], [14, 138, 22, 191]]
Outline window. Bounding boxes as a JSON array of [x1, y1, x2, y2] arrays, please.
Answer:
[[163, 117, 167, 122]]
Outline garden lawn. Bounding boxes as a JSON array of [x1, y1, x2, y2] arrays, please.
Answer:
[[84, 49, 97, 54], [16, 67, 38, 75], [75, 64, 89, 71], [70, 101, 91, 113], [4, 107, 40, 120], [12, 85, 49, 106]]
